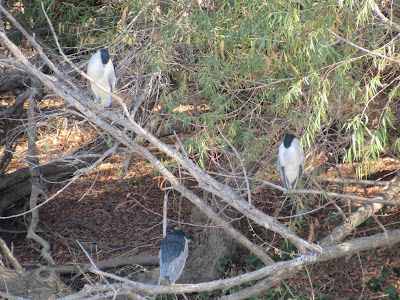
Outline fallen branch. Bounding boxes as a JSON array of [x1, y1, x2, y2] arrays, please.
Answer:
[[0, 17, 318, 258], [0, 237, 23, 272], [321, 175, 400, 247], [317, 176, 400, 186], [48, 255, 159, 275]]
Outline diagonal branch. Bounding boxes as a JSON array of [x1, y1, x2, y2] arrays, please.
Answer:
[[371, 1, 400, 32], [321, 175, 400, 247], [327, 29, 400, 64]]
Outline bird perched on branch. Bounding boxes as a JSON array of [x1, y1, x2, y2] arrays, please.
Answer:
[[159, 230, 189, 285], [277, 134, 304, 193], [87, 48, 116, 107]]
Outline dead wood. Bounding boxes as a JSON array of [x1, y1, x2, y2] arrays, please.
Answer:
[[25, 82, 55, 265], [46, 255, 159, 275], [0, 69, 32, 93], [0, 266, 73, 299], [321, 175, 400, 247], [0, 139, 109, 214], [0, 236, 23, 271]]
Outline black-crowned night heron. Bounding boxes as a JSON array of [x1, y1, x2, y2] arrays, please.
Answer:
[[159, 230, 189, 285], [87, 48, 116, 107], [277, 134, 304, 193]]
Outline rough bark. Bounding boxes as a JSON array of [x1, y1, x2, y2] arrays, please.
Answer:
[[0, 139, 108, 214], [180, 195, 240, 283], [0, 266, 73, 299], [47, 255, 159, 275], [0, 69, 32, 93]]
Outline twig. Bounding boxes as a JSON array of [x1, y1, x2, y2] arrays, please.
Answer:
[[327, 29, 400, 64], [254, 178, 400, 206], [371, 1, 400, 32], [217, 125, 252, 205], [220, 268, 301, 300], [0, 291, 33, 300], [284, 187, 400, 206], [0, 237, 23, 272], [317, 176, 399, 186], [321, 176, 400, 247], [163, 192, 168, 237], [76, 240, 116, 294], [25, 85, 55, 265]]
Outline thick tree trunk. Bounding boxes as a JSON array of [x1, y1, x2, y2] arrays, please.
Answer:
[[180, 192, 240, 283], [0, 69, 32, 93]]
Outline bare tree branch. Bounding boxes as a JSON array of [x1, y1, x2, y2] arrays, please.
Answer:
[[48, 255, 159, 275], [371, 0, 400, 32], [0, 237, 23, 272], [25, 83, 55, 265], [327, 29, 400, 64], [317, 176, 399, 186], [321, 175, 400, 247]]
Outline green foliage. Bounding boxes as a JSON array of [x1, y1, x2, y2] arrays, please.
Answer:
[[381, 266, 390, 278], [393, 266, 400, 277], [365, 266, 400, 299], [216, 250, 238, 272], [366, 276, 383, 292], [384, 285, 400, 300], [244, 254, 265, 270]]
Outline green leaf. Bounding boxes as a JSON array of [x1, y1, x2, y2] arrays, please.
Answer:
[[199, 291, 209, 299], [365, 277, 383, 292], [245, 254, 265, 270], [384, 285, 399, 300], [381, 266, 389, 278], [216, 260, 226, 272], [393, 267, 400, 277]]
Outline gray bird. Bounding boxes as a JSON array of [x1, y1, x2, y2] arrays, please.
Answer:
[[159, 230, 189, 285], [87, 48, 116, 107], [277, 134, 304, 193]]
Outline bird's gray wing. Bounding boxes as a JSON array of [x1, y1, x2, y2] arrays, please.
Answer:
[[108, 64, 116, 93], [297, 149, 304, 186], [279, 166, 289, 190], [277, 156, 281, 172], [109, 70, 116, 92], [298, 164, 303, 180]]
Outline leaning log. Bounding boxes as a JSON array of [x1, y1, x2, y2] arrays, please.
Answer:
[[0, 139, 108, 214]]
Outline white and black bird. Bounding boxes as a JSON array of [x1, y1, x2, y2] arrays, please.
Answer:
[[87, 48, 116, 107], [277, 134, 304, 193], [159, 230, 189, 285]]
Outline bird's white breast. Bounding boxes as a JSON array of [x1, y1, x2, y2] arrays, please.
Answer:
[[279, 141, 304, 183], [87, 51, 116, 107]]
